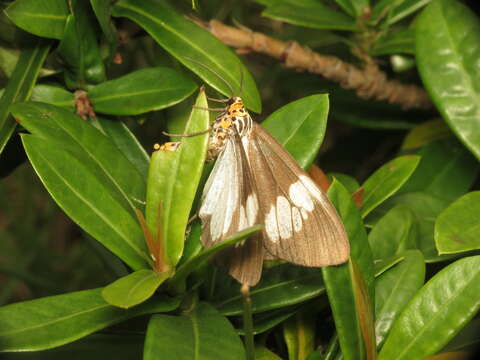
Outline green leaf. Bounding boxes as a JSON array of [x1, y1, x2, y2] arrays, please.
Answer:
[[156, 90, 209, 266], [374, 253, 405, 277], [416, 0, 480, 161], [435, 191, 480, 255], [169, 225, 262, 292], [144, 302, 245, 360], [361, 155, 420, 218], [94, 116, 149, 178], [0, 38, 51, 153], [214, 264, 325, 316], [375, 250, 425, 347], [90, 0, 118, 59], [57, 0, 106, 88], [262, 0, 357, 31], [236, 306, 299, 335], [112, 0, 261, 113], [378, 255, 480, 360], [329, 172, 360, 194], [4, 0, 69, 39], [255, 346, 283, 360], [30, 84, 75, 109], [371, 29, 415, 56], [0, 288, 179, 351], [372, 0, 432, 25], [283, 311, 316, 360], [89, 67, 197, 116], [401, 119, 452, 150], [368, 205, 417, 261], [323, 180, 375, 360], [102, 269, 169, 309], [261, 94, 329, 169], [335, 0, 370, 18], [398, 140, 478, 202]]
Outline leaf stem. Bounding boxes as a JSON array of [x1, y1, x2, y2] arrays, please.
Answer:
[[241, 284, 255, 360]]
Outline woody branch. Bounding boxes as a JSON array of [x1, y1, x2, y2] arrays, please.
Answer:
[[194, 19, 432, 110]]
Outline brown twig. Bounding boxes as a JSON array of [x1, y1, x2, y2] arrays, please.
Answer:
[[194, 19, 432, 110]]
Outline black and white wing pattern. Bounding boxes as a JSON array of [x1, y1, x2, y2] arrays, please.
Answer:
[[247, 123, 350, 267], [199, 133, 264, 286]]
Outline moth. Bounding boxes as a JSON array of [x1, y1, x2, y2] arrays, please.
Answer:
[[199, 96, 350, 286]]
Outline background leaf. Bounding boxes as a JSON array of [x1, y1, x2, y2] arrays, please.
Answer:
[[435, 191, 480, 254], [89, 67, 197, 116], [0, 288, 179, 351], [378, 255, 480, 360], [261, 94, 329, 169], [112, 0, 261, 112], [143, 302, 246, 360], [416, 0, 480, 160]]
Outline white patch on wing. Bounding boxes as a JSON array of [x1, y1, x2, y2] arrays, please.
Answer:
[[289, 180, 314, 211], [299, 174, 322, 201], [238, 205, 248, 231], [292, 207, 303, 232], [276, 196, 292, 239], [301, 208, 309, 220], [246, 193, 258, 225], [265, 205, 279, 243]]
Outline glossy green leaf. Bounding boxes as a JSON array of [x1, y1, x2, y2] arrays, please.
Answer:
[[255, 346, 283, 360], [144, 302, 245, 360], [57, 1, 106, 88], [283, 311, 316, 360], [214, 264, 325, 316], [374, 253, 405, 277], [401, 120, 452, 150], [30, 84, 74, 109], [94, 116, 149, 178], [398, 140, 478, 202], [375, 250, 425, 347], [21, 135, 149, 270], [169, 225, 262, 292], [335, 0, 369, 18], [361, 155, 420, 218], [102, 269, 168, 309], [4, 0, 68, 39], [0, 38, 51, 153], [89, 67, 197, 116], [112, 0, 261, 113], [0, 334, 144, 360], [371, 29, 414, 56], [442, 318, 480, 353], [416, 0, 480, 161], [90, 0, 118, 59], [262, 0, 357, 31], [329, 173, 360, 194], [435, 191, 480, 255], [237, 306, 299, 336], [368, 205, 417, 261], [379, 255, 480, 360], [323, 180, 375, 360], [261, 94, 329, 169], [0, 47, 19, 78], [0, 288, 179, 351], [159, 90, 209, 265]]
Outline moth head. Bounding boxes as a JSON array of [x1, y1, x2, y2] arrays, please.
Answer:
[[226, 96, 247, 117]]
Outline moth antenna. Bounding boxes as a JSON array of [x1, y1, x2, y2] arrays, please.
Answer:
[[162, 129, 210, 138], [181, 56, 236, 97], [239, 66, 245, 98], [207, 97, 230, 103]]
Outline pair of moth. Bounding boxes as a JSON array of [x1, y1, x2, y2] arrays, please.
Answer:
[[163, 94, 350, 286]]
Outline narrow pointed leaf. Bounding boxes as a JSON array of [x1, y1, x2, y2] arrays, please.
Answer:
[[255, 346, 283, 360], [335, 0, 369, 18], [375, 250, 425, 347], [214, 264, 325, 316], [89, 67, 197, 115], [435, 191, 480, 254], [0, 38, 51, 153], [90, 0, 118, 59], [159, 90, 209, 265], [4, 0, 68, 39], [379, 256, 480, 360], [30, 85, 75, 109], [112, 0, 261, 112], [401, 120, 452, 150], [102, 269, 169, 309], [0, 288, 179, 351], [323, 180, 375, 360], [368, 205, 417, 261], [144, 302, 245, 360], [372, 0, 432, 25], [261, 94, 329, 169], [371, 29, 414, 56], [416, 0, 480, 160], [262, 0, 356, 31], [21, 135, 149, 270], [374, 254, 405, 277], [361, 155, 420, 217], [283, 311, 316, 360]]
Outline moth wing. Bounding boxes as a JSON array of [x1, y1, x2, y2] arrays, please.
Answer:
[[247, 123, 349, 267], [199, 134, 264, 285]]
